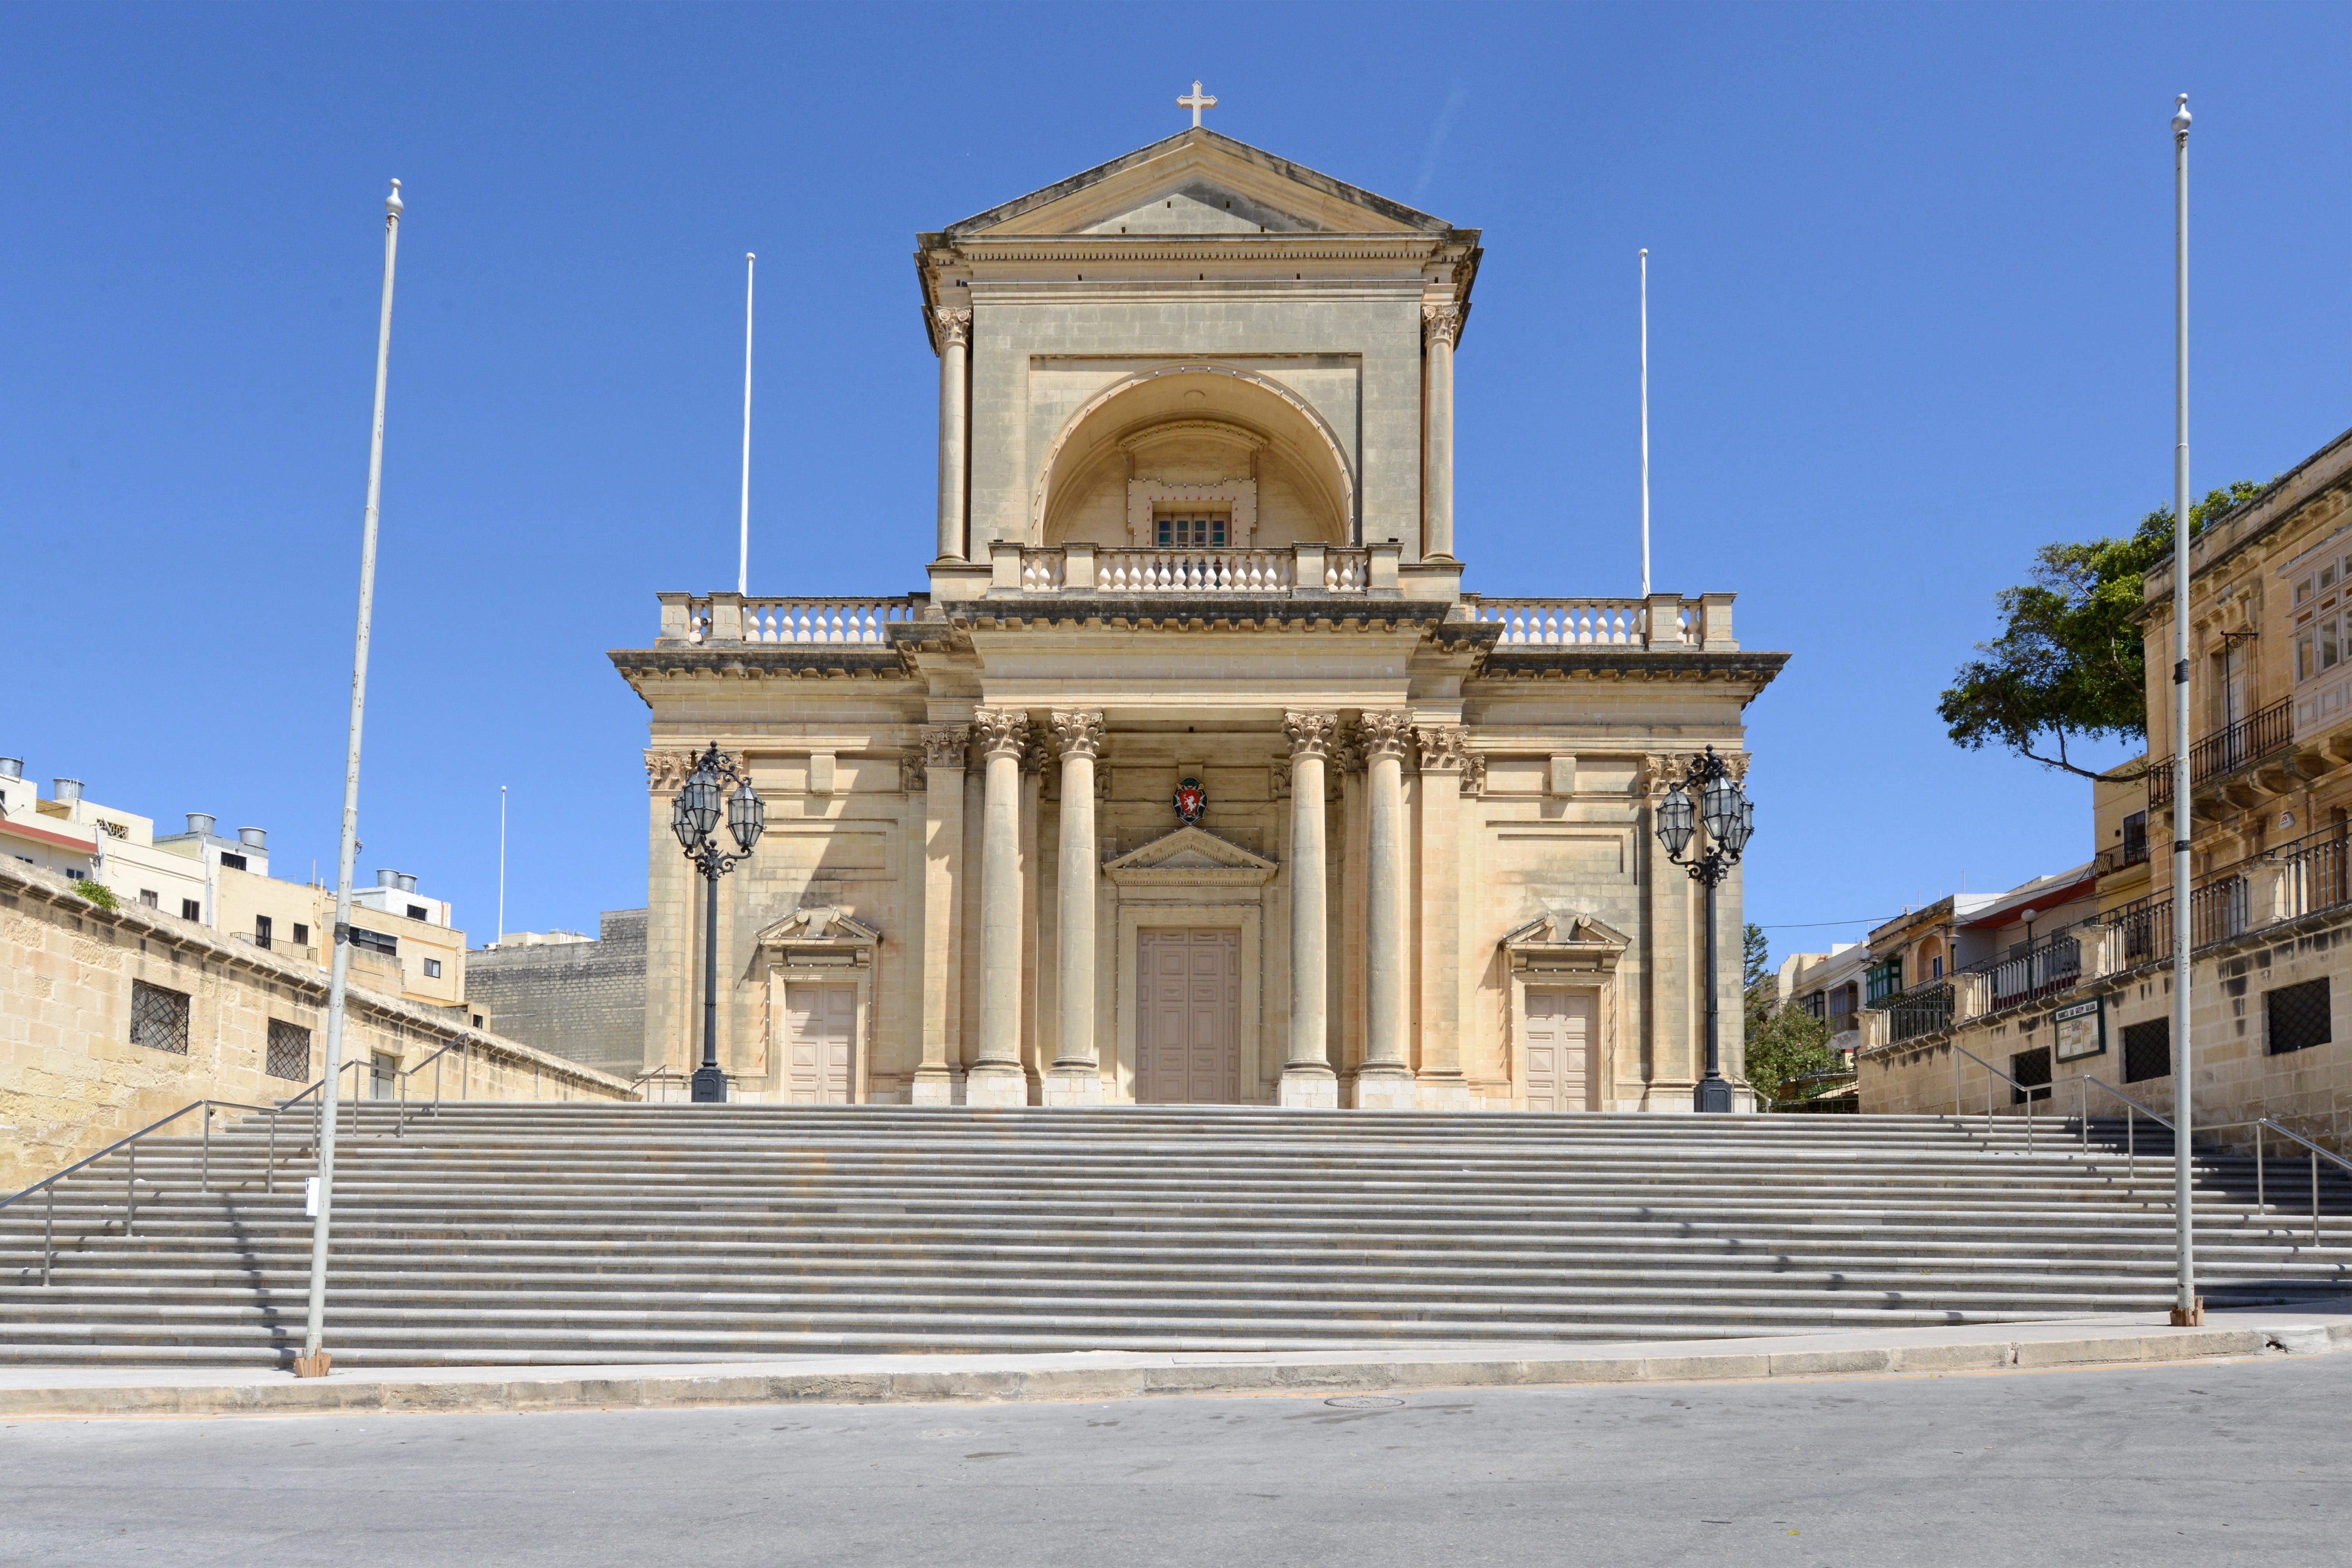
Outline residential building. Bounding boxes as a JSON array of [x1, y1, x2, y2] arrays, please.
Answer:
[[0, 764, 209, 922], [1778, 941, 1873, 1059], [1860, 422, 2352, 1152]]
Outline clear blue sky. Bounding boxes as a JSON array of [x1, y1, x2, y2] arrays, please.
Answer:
[[6, 2, 2348, 965]]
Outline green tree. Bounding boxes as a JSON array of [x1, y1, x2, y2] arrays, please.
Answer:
[[1938, 481, 2269, 780], [72, 879, 119, 911], [1742, 922, 1837, 1108]]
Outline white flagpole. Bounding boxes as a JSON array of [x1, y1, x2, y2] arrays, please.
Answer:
[[298, 177, 403, 1379], [496, 784, 507, 946], [1639, 249, 1651, 600], [2169, 93, 2199, 1327], [739, 252, 755, 595]]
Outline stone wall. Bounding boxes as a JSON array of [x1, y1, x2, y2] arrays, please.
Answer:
[[0, 861, 637, 1194], [465, 909, 648, 1076], [1858, 909, 2352, 1157]]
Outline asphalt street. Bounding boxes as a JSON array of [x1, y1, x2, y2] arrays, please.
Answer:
[[4, 1354, 2347, 1567]]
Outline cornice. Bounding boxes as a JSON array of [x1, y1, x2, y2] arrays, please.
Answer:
[[1472, 647, 1791, 691]]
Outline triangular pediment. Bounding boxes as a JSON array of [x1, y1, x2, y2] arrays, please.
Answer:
[[944, 129, 1448, 241], [1105, 824, 1278, 884], [756, 905, 880, 946], [1502, 910, 1631, 951]]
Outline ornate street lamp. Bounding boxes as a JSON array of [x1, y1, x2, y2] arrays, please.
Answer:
[[1655, 746, 1754, 1113], [671, 742, 764, 1102]]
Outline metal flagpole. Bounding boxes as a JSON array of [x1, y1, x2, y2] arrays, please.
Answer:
[[496, 784, 507, 946], [2169, 94, 2201, 1328], [296, 178, 403, 1378], [1639, 249, 1651, 600], [739, 252, 755, 595]]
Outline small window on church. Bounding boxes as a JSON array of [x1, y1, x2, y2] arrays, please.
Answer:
[[1156, 514, 1228, 548]]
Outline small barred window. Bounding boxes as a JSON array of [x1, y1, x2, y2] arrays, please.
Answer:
[[266, 1019, 311, 1082], [2266, 978, 2331, 1056], [2122, 1018, 2171, 1083], [131, 980, 190, 1054]]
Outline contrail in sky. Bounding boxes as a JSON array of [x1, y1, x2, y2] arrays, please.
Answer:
[[1413, 82, 1471, 203]]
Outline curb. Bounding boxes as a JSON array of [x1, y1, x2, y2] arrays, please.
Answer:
[[3, 1322, 2345, 1419]]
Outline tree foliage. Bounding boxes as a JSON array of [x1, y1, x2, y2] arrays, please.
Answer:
[[1938, 481, 2269, 780], [72, 879, 119, 911], [1741, 923, 1838, 1109]]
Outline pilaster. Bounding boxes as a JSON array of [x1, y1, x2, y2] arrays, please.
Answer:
[[914, 724, 968, 1105], [1412, 724, 1470, 1109], [1358, 711, 1416, 1109]]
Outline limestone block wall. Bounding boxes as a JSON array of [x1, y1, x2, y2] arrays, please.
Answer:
[[0, 860, 636, 1195], [1858, 914, 2352, 1156], [464, 909, 648, 1074]]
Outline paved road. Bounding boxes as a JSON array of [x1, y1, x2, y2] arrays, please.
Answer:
[[5, 1355, 2347, 1566]]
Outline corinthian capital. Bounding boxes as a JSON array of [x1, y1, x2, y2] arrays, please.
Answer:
[[1359, 710, 1414, 762], [921, 723, 972, 769], [1413, 724, 1469, 774], [972, 707, 1029, 760], [1050, 709, 1107, 760], [933, 308, 973, 350], [1421, 304, 1462, 349], [1283, 710, 1338, 760]]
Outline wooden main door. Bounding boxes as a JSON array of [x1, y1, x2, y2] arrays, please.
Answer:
[[1138, 928, 1241, 1103], [1523, 989, 1595, 1112], [783, 982, 856, 1104]]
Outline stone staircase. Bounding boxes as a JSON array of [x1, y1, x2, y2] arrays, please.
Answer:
[[3, 1103, 2349, 1367]]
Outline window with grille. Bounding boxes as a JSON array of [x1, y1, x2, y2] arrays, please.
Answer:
[[255, 914, 273, 950], [406, 904, 428, 921], [219, 852, 247, 871], [131, 980, 190, 1054], [2010, 1045, 2052, 1104], [2122, 1018, 2171, 1082], [266, 1019, 310, 1081], [1154, 514, 1228, 547], [2266, 978, 2331, 1055]]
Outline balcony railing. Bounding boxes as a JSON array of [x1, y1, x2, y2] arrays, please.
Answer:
[[668, 595, 923, 646], [2093, 837, 2152, 878], [1969, 929, 2083, 1013], [1884, 980, 1955, 1044], [2149, 696, 2294, 806]]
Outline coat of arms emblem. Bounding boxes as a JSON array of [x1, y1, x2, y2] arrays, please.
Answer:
[[1173, 775, 1207, 825]]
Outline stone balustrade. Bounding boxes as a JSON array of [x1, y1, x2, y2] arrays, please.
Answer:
[[1463, 593, 1733, 651], [987, 542, 1383, 595], [662, 594, 922, 646]]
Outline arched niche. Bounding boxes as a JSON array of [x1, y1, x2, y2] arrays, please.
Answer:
[[1034, 366, 1356, 548]]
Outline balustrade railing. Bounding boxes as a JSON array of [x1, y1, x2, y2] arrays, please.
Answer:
[[1466, 599, 1653, 647], [1884, 979, 1955, 1044], [682, 597, 920, 646], [1094, 548, 1303, 592]]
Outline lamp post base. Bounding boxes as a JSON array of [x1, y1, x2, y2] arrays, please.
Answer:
[[1693, 1074, 1734, 1114], [690, 1064, 729, 1103]]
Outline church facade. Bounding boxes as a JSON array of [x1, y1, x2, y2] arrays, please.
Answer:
[[611, 125, 1785, 1111]]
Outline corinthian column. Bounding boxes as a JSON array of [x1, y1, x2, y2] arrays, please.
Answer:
[[1281, 711, 1339, 1108], [1422, 305, 1461, 561], [1358, 711, 1415, 1109], [935, 309, 972, 563], [969, 707, 1028, 1105], [1045, 710, 1106, 1105]]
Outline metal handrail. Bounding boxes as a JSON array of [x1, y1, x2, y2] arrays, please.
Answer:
[[2, 1097, 281, 1287], [393, 1037, 473, 1135], [1946, 1042, 2048, 1151], [629, 1065, 762, 1102]]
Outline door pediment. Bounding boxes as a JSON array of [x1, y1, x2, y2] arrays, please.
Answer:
[[1106, 825, 1278, 887], [1501, 909, 1629, 975]]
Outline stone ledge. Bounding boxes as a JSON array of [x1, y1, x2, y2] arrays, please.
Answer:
[[5, 1303, 2346, 1420]]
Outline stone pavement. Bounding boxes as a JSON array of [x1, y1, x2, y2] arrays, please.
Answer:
[[7, 1350, 2350, 1567], [3, 1297, 2347, 1419]]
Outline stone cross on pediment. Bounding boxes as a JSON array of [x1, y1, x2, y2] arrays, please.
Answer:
[[1178, 80, 1218, 127]]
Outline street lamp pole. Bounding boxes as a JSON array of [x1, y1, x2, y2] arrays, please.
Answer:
[[2169, 92, 2202, 1327], [671, 742, 764, 1102], [1654, 746, 1755, 1113]]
